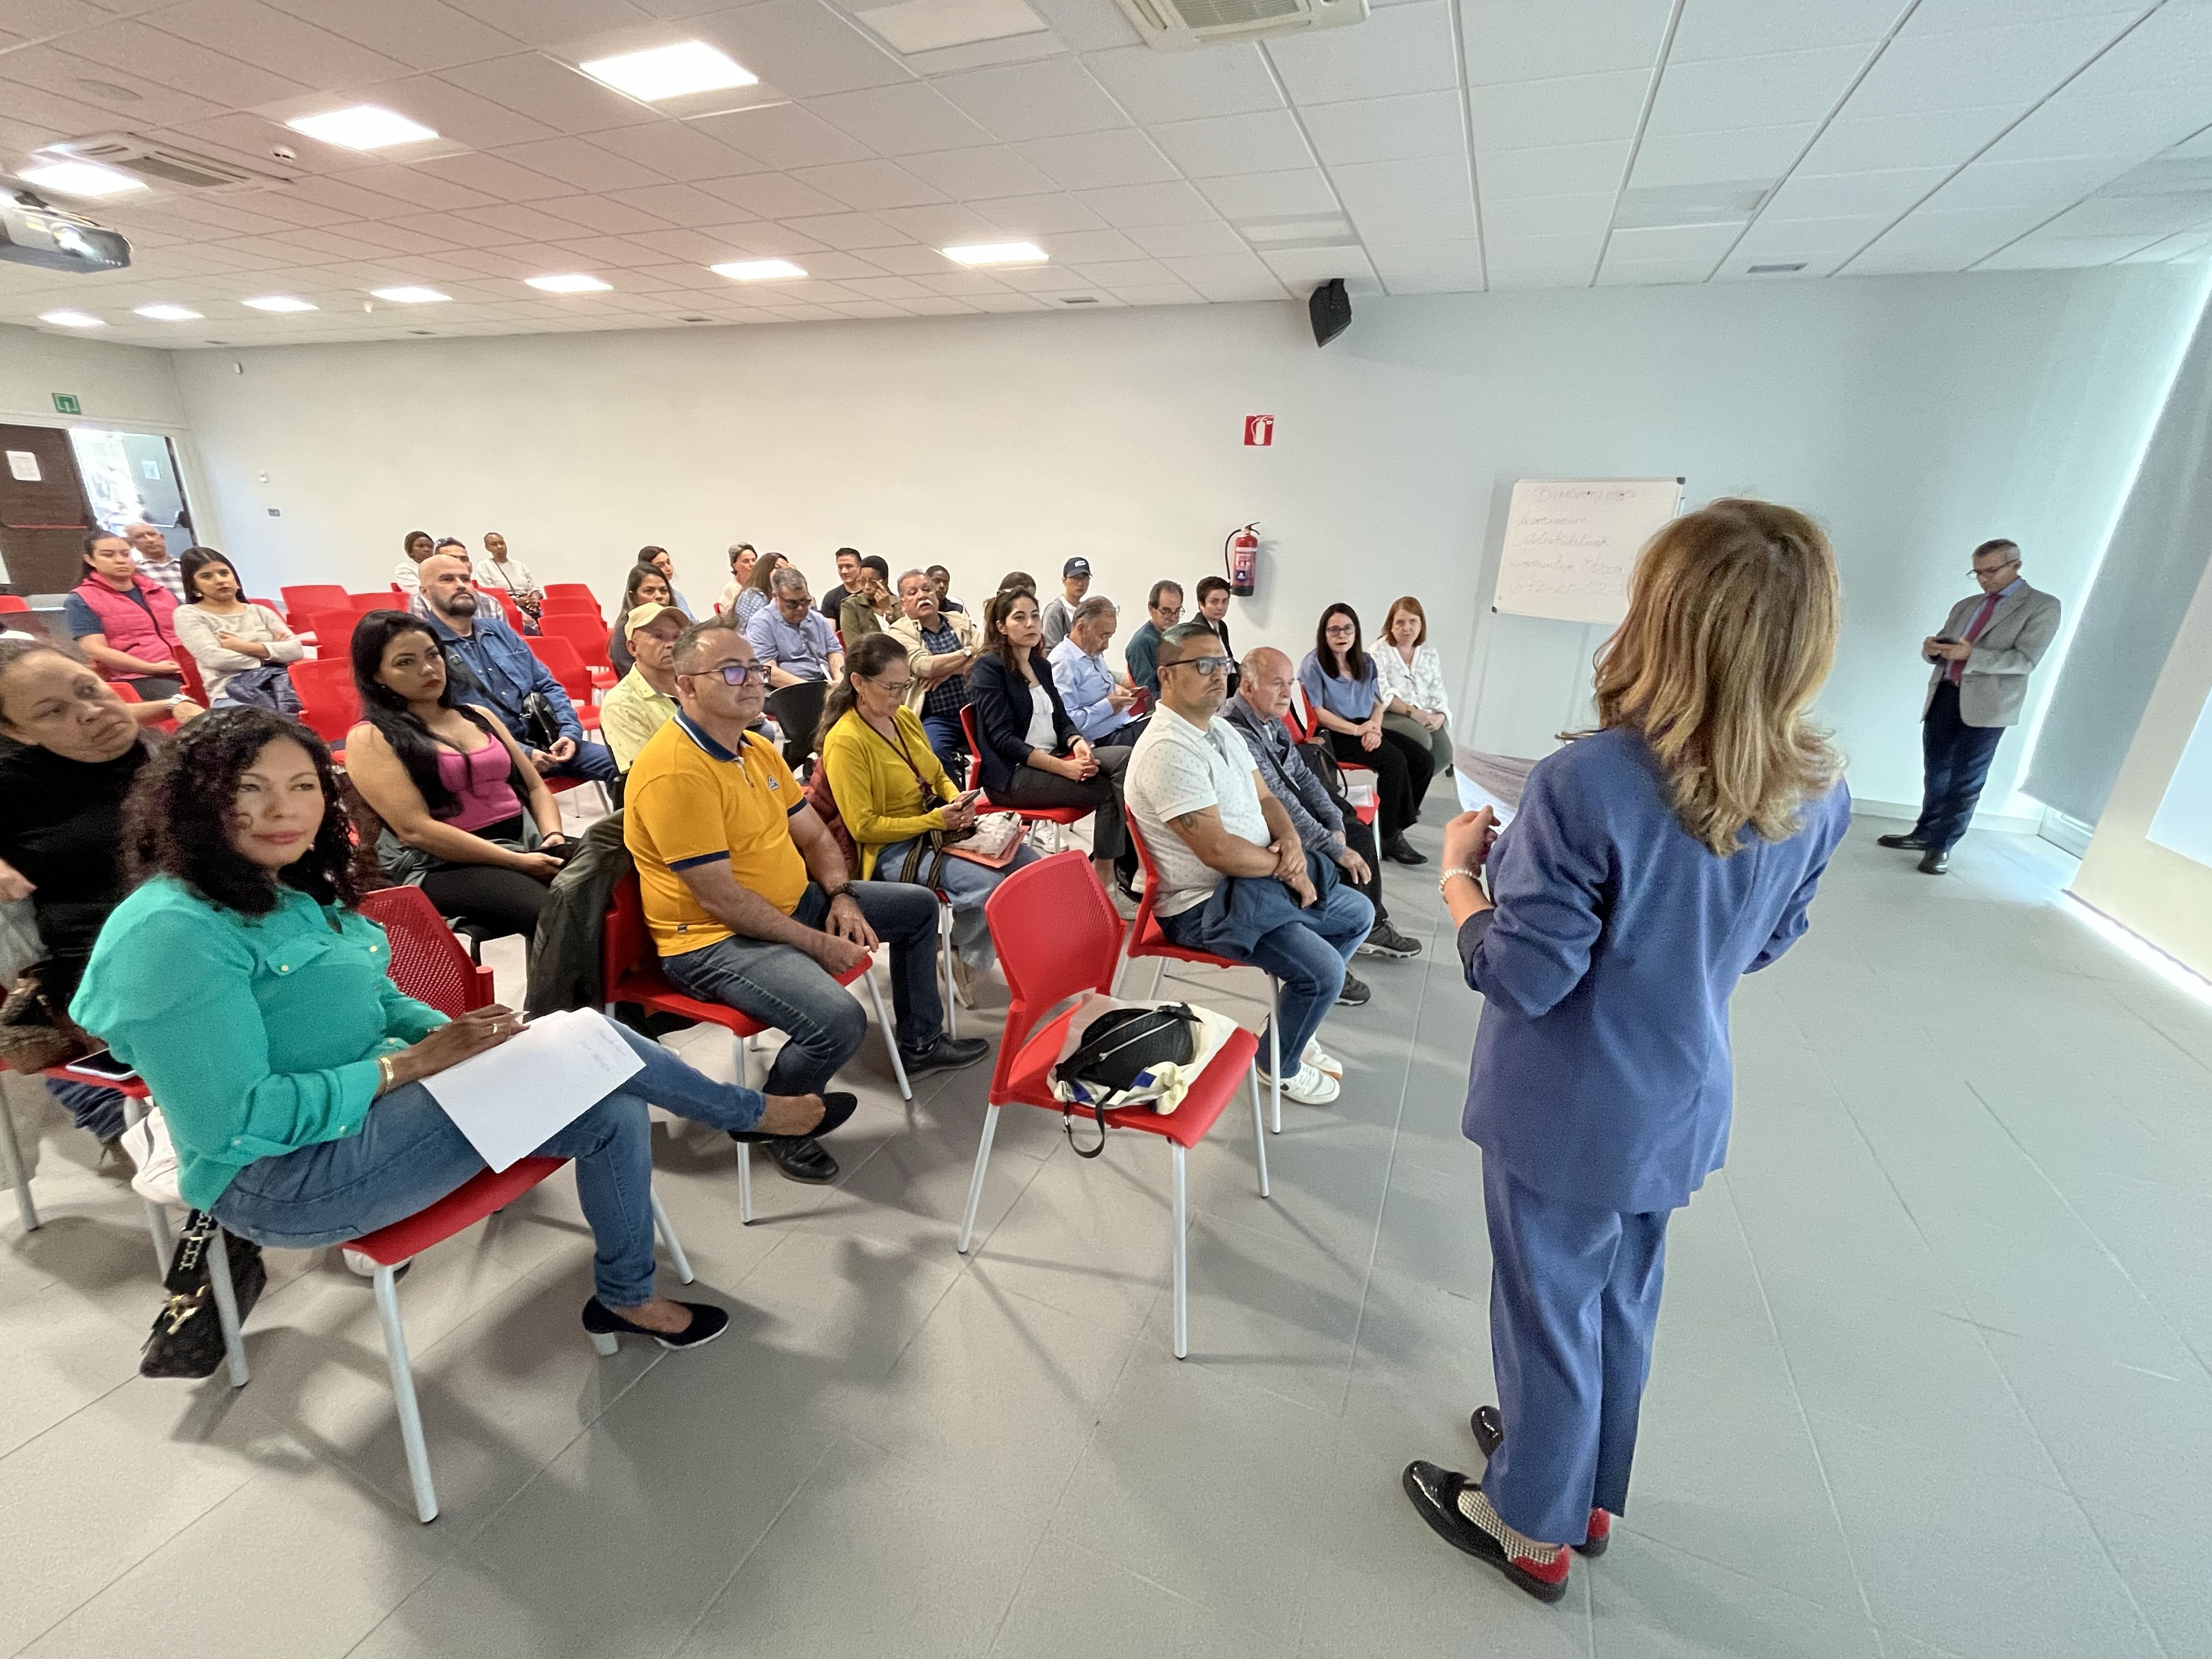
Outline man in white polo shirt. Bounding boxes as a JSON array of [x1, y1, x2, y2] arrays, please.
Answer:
[[1125, 623, 1373, 1105]]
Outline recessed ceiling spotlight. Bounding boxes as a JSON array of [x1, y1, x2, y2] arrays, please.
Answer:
[[75, 78, 143, 103], [285, 105, 439, 151], [710, 258, 806, 281], [1059, 295, 1101, 304], [242, 294, 317, 312], [580, 41, 757, 102], [133, 303, 202, 320], [371, 285, 451, 303], [524, 273, 612, 293], [943, 241, 1046, 267], [1747, 262, 1808, 274], [40, 309, 103, 328], [20, 159, 146, 198]]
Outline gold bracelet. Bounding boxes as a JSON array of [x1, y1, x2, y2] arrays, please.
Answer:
[[376, 1054, 396, 1094]]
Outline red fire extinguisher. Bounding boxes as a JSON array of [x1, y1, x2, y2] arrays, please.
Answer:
[[1225, 523, 1259, 597]]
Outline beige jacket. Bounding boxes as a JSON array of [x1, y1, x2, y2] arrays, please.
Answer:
[[888, 609, 981, 714]]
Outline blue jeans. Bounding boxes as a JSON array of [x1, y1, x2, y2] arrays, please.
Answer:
[[1159, 872, 1371, 1066], [921, 712, 969, 779], [45, 1077, 127, 1142], [1482, 1158, 1670, 1545], [660, 881, 943, 1094], [873, 834, 1040, 967], [552, 737, 620, 786], [210, 1023, 763, 1307]]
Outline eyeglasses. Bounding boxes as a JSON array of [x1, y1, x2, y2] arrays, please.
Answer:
[[1971, 560, 2019, 577], [693, 662, 761, 686], [872, 678, 916, 697], [1153, 605, 1183, 621], [1161, 654, 1236, 678], [1323, 624, 1356, 637]]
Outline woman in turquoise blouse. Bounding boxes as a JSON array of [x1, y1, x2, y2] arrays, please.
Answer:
[[72, 708, 853, 1352]]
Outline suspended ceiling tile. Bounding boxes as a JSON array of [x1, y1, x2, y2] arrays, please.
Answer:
[[1078, 41, 1282, 125]]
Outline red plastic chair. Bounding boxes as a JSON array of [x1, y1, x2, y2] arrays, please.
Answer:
[[1121, 816, 1284, 1135], [543, 582, 600, 608], [348, 591, 394, 610], [525, 636, 603, 734], [539, 612, 617, 691], [538, 594, 602, 623], [956, 851, 1268, 1358], [287, 657, 361, 750], [334, 884, 693, 1522], [1285, 683, 1378, 827], [281, 584, 347, 630], [600, 872, 912, 1223], [957, 703, 1091, 831], [0, 595, 31, 613], [173, 647, 211, 710]]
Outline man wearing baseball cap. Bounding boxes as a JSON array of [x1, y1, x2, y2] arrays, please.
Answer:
[[1041, 556, 1092, 649], [602, 601, 687, 770]]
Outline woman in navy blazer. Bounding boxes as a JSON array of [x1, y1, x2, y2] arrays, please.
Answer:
[[966, 586, 1130, 893], [1403, 499, 1852, 1604]]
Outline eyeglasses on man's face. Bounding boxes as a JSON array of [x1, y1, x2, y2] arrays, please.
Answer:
[[694, 661, 761, 686], [1972, 559, 2019, 577], [1162, 653, 1236, 679]]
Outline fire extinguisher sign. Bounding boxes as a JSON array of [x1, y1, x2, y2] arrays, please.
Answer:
[[1243, 415, 1274, 447]]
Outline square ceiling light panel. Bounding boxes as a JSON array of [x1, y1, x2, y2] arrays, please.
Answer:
[[20, 159, 145, 198], [371, 286, 452, 303], [40, 309, 103, 327], [580, 41, 757, 102], [944, 240, 1047, 264], [855, 0, 1049, 54], [285, 106, 439, 151], [525, 273, 613, 292], [712, 259, 808, 279], [242, 295, 317, 312], [133, 303, 202, 320]]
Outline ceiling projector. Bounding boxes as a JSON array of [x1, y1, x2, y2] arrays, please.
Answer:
[[0, 178, 132, 273]]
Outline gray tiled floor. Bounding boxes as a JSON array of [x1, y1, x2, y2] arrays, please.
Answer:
[[3, 805, 2209, 1659]]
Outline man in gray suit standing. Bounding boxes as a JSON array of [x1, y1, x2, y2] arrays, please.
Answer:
[[1879, 538, 2062, 874]]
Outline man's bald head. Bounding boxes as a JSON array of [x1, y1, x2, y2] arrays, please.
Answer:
[[123, 522, 168, 560], [1236, 644, 1297, 720]]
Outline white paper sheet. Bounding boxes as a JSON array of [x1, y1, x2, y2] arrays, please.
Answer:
[[419, 1008, 646, 1172], [1452, 744, 1534, 828]]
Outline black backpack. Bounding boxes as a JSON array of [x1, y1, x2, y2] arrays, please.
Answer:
[[1053, 1002, 1201, 1157]]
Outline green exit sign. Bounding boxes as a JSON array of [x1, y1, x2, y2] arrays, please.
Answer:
[[52, 393, 81, 414]]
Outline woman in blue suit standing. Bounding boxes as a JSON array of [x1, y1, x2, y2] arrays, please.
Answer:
[[1403, 499, 1852, 1602]]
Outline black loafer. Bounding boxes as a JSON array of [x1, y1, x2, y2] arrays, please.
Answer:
[[1875, 833, 1927, 850], [582, 1296, 730, 1353], [1401, 1460, 1570, 1604], [1917, 849, 1950, 875], [1468, 1407, 1609, 1557], [761, 1136, 838, 1183], [900, 1034, 991, 1077], [730, 1092, 856, 1145], [1383, 834, 1428, 866]]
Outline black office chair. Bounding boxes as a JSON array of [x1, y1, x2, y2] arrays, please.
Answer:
[[764, 680, 831, 776]]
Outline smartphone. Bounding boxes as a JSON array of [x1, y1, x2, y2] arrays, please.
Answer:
[[952, 788, 984, 809], [65, 1049, 139, 1083]]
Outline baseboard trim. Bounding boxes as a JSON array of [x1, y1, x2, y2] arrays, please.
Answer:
[[1849, 797, 2043, 836]]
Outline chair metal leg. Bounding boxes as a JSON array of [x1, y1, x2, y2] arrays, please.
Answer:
[[732, 1034, 754, 1224], [122, 1096, 171, 1274], [1248, 1065, 1270, 1199], [373, 1263, 439, 1523], [0, 1081, 38, 1233], [1148, 955, 1166, 1000], [866, 969, 913, 1101], [957, 1104, 1001, 1254], [1170, 1143, 1189, 1359], [204, 1227, 251, 1388], [650, 1187, 695, 1284], [1267, 979, 1282, 1135], [940, 901, 957, 1042]]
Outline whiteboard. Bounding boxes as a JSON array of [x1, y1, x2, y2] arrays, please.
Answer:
[[1492, 477, 1685, 626]]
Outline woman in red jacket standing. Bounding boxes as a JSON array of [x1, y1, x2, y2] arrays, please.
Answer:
[[66, 531, 184, 699]]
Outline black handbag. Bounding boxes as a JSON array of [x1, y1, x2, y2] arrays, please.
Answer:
[[139, 1210, 267, 1380], [520, 691, 564, 752], [1053, 1002, 1201, 1158]]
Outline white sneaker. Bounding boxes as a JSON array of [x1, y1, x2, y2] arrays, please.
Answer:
[[1260, 1060, 1340, 1105], [1302, 1039, 1343, 1080]]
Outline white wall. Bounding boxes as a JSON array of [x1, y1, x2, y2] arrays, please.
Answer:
[[165, 266, 2207, 813], [2074, 550, 2212, 979]]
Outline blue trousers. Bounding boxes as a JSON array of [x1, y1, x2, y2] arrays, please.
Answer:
[[1159, 870, 1371, 1066], [1482, 1158, 1671, 1545], [211, 1023, 763, 1307], [921, 712, 969, 779], [1912, 679, 2006, 852], [551, 736, 620, 787]]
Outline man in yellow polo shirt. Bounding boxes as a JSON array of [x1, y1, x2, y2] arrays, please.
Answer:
[[625, 615, 988, 1184], [601, 601, 684, 770]]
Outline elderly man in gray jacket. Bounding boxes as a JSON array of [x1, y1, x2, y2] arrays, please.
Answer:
[[1222, 646, 1425, 994], [1878, 537, 2062, 874]]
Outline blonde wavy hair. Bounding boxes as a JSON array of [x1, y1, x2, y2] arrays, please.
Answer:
[[1589, 498, 1842, 855]]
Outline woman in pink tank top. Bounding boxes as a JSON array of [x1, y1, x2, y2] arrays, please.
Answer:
[[341, 612, 572, 941]]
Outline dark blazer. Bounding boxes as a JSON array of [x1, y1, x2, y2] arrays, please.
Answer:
[[967, 647, 1077, 797]]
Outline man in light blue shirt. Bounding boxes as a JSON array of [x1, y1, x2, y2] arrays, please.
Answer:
[[743, 568, 845, 687], [1048, 595, 1143, 748]]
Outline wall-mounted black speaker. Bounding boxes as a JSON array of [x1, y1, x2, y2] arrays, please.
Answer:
[[1309, 278, 1350, 348]]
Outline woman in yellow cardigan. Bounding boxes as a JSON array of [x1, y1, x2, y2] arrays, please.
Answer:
[[819, 632, 1038, 1004]]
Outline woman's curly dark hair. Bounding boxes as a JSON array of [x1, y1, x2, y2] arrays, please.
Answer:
[[123, 707, 363, 915]]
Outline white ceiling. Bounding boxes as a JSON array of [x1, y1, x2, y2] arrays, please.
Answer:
[[2, 0, 2208, 346]]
